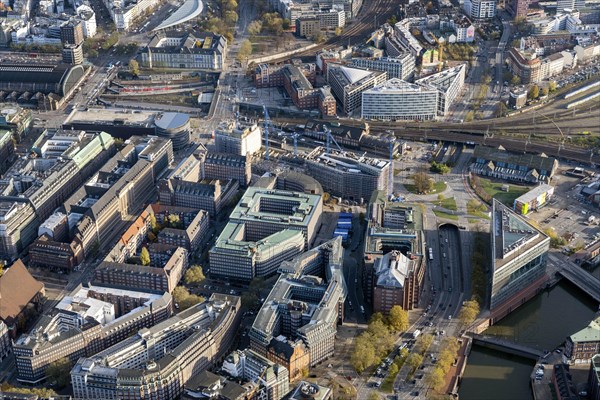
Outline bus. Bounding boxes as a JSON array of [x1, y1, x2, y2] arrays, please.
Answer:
[[428, 247, 433, 261]]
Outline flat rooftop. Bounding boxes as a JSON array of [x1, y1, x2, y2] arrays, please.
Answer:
[[64, 108, 156, 126]]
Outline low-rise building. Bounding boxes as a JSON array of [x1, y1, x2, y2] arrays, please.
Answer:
[[513, 184, 554, 214], [183, 370, 253, 400], [140, 30, 227, 70], [71, 294, 241, 400], [509, 88, 528, 109], [289, 382, 332, 400], [303, 119, 367, 149], [470, 145, 559, 184], [566, 315, 600, 365]]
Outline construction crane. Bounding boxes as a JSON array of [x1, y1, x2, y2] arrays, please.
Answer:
[[430, 32, 445, 71], [247, 366, 269, 398], [324, 127, 343, 155], [262, 105, 270, 161]]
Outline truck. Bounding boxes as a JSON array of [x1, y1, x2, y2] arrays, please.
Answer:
[[413, 329, 421, 339]]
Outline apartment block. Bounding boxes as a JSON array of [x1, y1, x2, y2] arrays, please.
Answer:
[[71, 294, 241, 400], [29, 234, 84, 272], [249, 238, 346, 371], [13, 285, 172, 383], [152, 204, 209, 251]]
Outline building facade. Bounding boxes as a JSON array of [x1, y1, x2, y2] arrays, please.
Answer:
[[327, 64, 387, 115], [158, 178, 239, 217], [215, 122, 262, 156], [351, 54, 416, 81], [566, 316, 600, 365]]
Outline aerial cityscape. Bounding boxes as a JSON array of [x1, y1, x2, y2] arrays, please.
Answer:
[[0, 0, 598, 397]]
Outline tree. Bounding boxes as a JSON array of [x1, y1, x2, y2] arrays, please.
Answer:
[[458, 299, 480, 326], [510, 75, 522, 86], [387, 15, 398, 25], [312, 31, 326, 43], [426, 367, 446, 391], [149, 213, 158, 232], [541, 87, 549, 97], [412, 172, 433, 194], [415, 334, 434, 354], [0, 384, 56, 398], [528, 85, 539, 99], [282, 18, 291, 30], [430, 161, 450, 174], [224, 10, 238, 25], [46, 357, 71, 388], [167, 214, 181, 228], [465, 110, 475, 122], [388, 362, 399, 376], [406, 353, 424, 370], [368, 393, 380, 400], [140, 247, 150, 266], [184, 265, 206, 285], [237, 39, 253, 62], [335, 26, 343, 36], [549, 81, 557, 92], [0, 264, 3, 277], [369, 312, 386, 325], [482, 74, 493, 85], [351, 334, 376, 373], [129, 59, 139, 76], [247, 20, 263, 36], [495, 101, 509, 118], [322, 192, 330, 202], [388, 305, 409, 332], [173, 286, 204, 310]]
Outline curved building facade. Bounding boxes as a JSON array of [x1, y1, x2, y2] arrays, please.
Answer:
[[154, 112, 191, 150]]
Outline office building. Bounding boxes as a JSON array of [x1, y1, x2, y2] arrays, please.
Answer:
[[289, 382, 331, 400], [62, 44, 84, 65], [154, 112, 191, 150], [514, 184, 554, 215], [327, 64, 387, 115], [0, 200, 38, 262], [372, 250, 421, 313], [463, 0, 496, 19], [589, 354, 600, 400], [557, 0, 585, 11], [215, 122, 262, 156], [303, 119, 367, 149], [0, 321, 10, 361], [14, 285, 172, 383], [391, 20, 424, 57], [489, 199, 550, 321], [71, 294, 240, 400], [29, 234, 84, 272], [140, 31, 227, 70], [575, 42, 600, 63], [509, 88, 528, 109], [0, 130, 14, 174], [210, 187, 322, 280], [566, 316, 600, 365], [158, 178, 239, 217], [255, 171, 323, 195], [512, 0, 529, 18], [415, 64, 467, 116], [202, 151, 252, 188], [304, 149, 390, 202], [183, 370, 253, 400], [65, 136, 173, 256], [222, 349, 289, 400], [351, 54, 416, 81], [152, 204, 209, 251], [296, 16, 320, 38], [362, 78, 439, 121], [249, 237, 346, 373], [470, 145, 559, 184], [0, 260, 45, 337], [364, 192, 426, 311], [60, 20, 84, 45], [76, 5, 97, 38]]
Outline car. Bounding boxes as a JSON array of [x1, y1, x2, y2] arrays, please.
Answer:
[[412, 391, 420, 397], [448, 315, 452, 320], [448, 287, 452, 292]]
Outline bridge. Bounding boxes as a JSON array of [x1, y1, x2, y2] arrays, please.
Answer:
[[470, 334, 544, 360], [552, 254, 600, 303]]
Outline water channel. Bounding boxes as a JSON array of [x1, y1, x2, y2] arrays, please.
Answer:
[[459, 280, 598, 400]]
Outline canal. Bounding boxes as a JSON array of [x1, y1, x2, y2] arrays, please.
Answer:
[[459, 280, 598, 400]]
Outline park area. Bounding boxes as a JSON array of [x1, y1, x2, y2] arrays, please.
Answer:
[[469, 175, 532, 206]]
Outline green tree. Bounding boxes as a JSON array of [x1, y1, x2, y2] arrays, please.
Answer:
[[458, 299, 480, 326], [312, 31, 326, 43], [528, 85, 540, 99], [415, 334, 434, 354], [149, 213, 158, 232], [368, 393, 380, 400], [426, 366, 446, 391], [387, 15, 398, 25], [351, 334, 376, 373], [406, 353, 424, 370], [510, 74, 522, 86], [167, 214, 181, 228], [237, 39, 253, 62], [482, 74, 493, 85], [282, 18, 291, 30], [335, 26, 343, 36], [322, 192, 331, 202], [465, 110, 475, 122], [0, 384, 56, 398], [369, 312, 386, 325], [184, 265, 206, 285], [224, 10, 238, 25], [388, 305, 409, 332], [541, 87, 549, 97], [129, 59, 139, 76], [430, 161, 451, 174], [247, 20, 263, 36], [140, 247, 150, 266], [548, 81, 557, 92], [46, 357, 71, 388], [173, 286, 204, 310], [388, 362, 399, 376], [412, 172, 433, 194]]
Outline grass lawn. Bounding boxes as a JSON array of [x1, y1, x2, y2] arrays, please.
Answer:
[[433, 197, 457, 211], [478, 178, 531, 205], [405, 181, 447, 195], [468, 218, 480, 224], [433, 210, 459, 220]]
